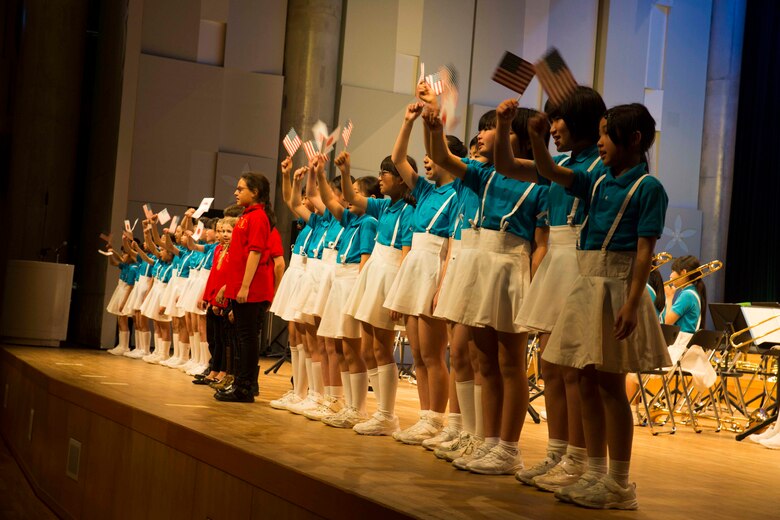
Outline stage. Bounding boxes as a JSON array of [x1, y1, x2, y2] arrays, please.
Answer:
[[0, 345, 777, 520]]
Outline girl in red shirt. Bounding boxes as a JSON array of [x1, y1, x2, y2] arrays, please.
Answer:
[[215, 173, 276, 403]]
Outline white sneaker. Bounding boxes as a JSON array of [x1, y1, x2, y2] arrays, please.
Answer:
[[160, 356, 179, 367], [421, 425, 460, 450], [126, 349, 148, 359], [533, 454, 585, 492], [515, 452, 561, 485], [571, 475, 638, 510], [353, 412, 400, 436], [142, 352, 159, 363], [759, 430, 780, 449], [287, 393, 322, 415], [269, 390, 299, 410], [554, 471, 603, 503], [303, 397, 340, 420], [393, 412, 430, 441], [107, 346, 128, 356], [466, 444, 523, 475], [435, 431, 473, 461], [749, 423, 780, 443], [452, 438, 488, 470], [398, 418, 442, 445], [322, 407, 368, 428], [321, 406, 349, 424]]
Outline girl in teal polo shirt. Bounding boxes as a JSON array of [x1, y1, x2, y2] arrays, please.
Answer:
[[337, 151, 415, 436], [493, 88, 606, 492], [426, 107, 549, 477], [316, 159, 379, 429], [386, 101, 460, 446], [664, 255, 706, 333], [531, 103, 670, 510]]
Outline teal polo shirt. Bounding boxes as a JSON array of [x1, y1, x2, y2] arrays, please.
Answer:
[[568, 162, 668, 251], [539, 145, 604, 227], [366, 198, 414, 249], [451, 168, 481, 240], [670, 285, 701, 333], [462, 158, 549, 242], [410, 179, 459, 238], [337, 210, 378, 264]]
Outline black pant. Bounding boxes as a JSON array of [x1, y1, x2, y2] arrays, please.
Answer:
[[231, 300, 269, 386], [206, 308, 219, 371]]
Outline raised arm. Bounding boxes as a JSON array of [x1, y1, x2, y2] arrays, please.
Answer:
[[494, 99, 539, 182], [132, 241, 154, 265], [184, 231, 206, 252], [335, 152, 368, 212], [280, 156, 295, 211], [306, 157, 326, 214], [149, 215, 164, 247], [528, 113, 574, 188], [290, 166, 314, 222], [423, 108, 468, 178], [317, 159, 345, 221], [391, 102, 424, 188]]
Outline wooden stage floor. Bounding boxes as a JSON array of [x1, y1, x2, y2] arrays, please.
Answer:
[[1, 345, 778, 519]]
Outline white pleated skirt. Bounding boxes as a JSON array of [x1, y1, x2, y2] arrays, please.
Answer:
[[443, 228, 531, 333], [309, 249, 338, 318], [269, 254, 306, 320], [107, 281, 132, 316], [161, 274, 187, 318], [345, 243, 403, 330], [140, 281, 171, 322], [122, 275, 152, 315], [517, 225, 580, 332], [180, 268, 211, 315], [384, 233, 448, 317], [432, 239, 461, 321], [542, 250, 671, 373], [318, 263, 361, 339]]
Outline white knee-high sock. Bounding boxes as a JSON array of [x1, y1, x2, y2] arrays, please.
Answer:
[[377, 363, 399, 417], [304, 357, 313, 396], [350, 372, 368, 413], [119, 330, 130, 350], [311, 361, 324, 396], [142, 331, 152, 353], [474, 384, 484, 439], [341, 371, 352, 407], [158, 340, 171, 361], [367, 367, 380, 408], [455, 380, 476, 434]]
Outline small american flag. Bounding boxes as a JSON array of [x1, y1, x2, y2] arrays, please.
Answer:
[[342, 120, 353, 149], [322, 128, 340, 155], [282, 128, 302, 157], [492, 51, 535, 95], [426, 72, 443, 95], [534, 48, 578, 107], [302, 139, 320, 162]]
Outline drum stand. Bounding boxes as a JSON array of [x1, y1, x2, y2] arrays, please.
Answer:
[[263, 315, 290, 375], [736, 346, 779, 441]]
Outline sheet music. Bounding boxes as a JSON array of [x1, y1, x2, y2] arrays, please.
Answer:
[[741, 306, 780, 346]]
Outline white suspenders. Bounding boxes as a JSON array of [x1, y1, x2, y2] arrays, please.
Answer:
[[578, 173, 650, 250], [425, 192, 456, 233], [473, 169, 535, 231], [557, 155, 602, 226], [389, 203, 409, 247], [297, 227, 313, 256]]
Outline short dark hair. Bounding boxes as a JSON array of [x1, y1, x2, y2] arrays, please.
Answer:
[[355, 176, 381, 198], [381, 155, 418, 175], [603, 103, 656, 171], [545, 86, 606, 143], [512, 107, 549, 148], [478, 110, 497, 131], [330, 175, 356, 192], [446, 135, 468, 158], [223, 204, 244, 217], [240, 172, 276, 229]]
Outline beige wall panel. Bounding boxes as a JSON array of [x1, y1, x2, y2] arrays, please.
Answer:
[[141, 0, 201, 61], [602, 0, 651, 106], [224, 0, 287, 74], [215, 152, 279, 211], [129, 55, 223, 205], [469, 0, 526, 107], [396, 0, 424, 56], [342, 0, 399, 91], [188, 150, 218, 203], [419, 0, 474, 141], [201, 0, 229, 22], [219, 69, 284, 158], [546, 0, 599, 87], [337, 85, 426, 180]]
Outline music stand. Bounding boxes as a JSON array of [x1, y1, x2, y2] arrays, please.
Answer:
[[734, 306, 780, 441]]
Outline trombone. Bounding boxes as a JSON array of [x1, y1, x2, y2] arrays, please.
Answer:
[[651, 252, 673, 271], [729, 314, 780, 349], [663, 260, 723, 290]]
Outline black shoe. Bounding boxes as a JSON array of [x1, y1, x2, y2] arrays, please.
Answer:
[[192, 377, 217, 385], [214, 384, 254, 403]]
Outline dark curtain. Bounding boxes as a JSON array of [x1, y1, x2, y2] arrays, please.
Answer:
[[725, 1, 780, 303]]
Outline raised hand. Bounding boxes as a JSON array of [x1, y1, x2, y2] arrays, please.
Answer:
[[405, 102, 424, 122], [334, 151, 351, 174], [417, 82, 436, 105], [422, 106, 443, 131], [293, 166, 308, 182], [281, 156, 292, 177], [497, 99, 519, 124], [527, 112, 550, 140]]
